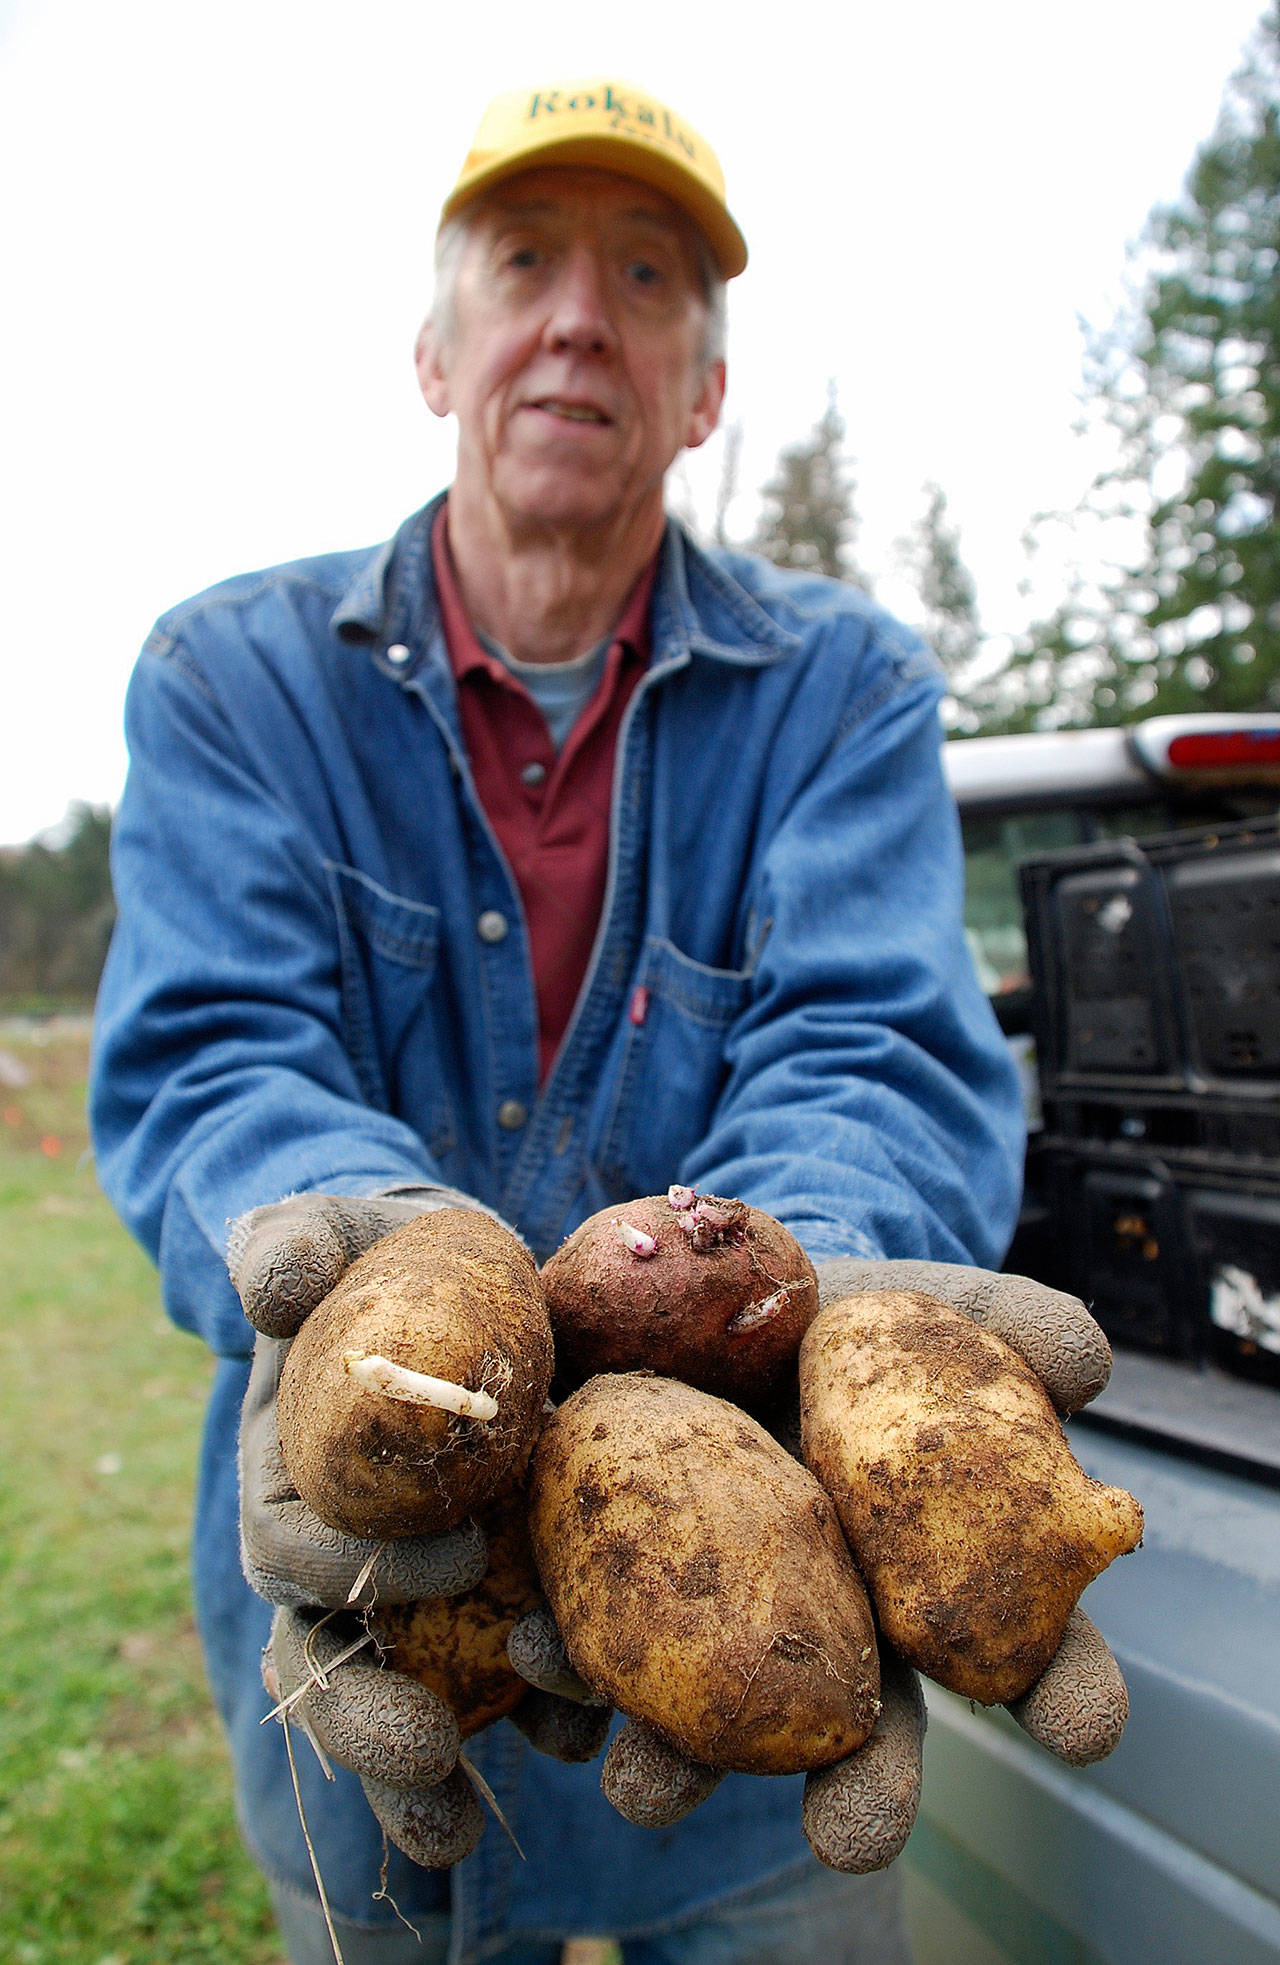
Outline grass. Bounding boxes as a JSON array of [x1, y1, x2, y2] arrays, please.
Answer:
[[0, 1019, 283, 1963], [0, 1019, 626, 1965]]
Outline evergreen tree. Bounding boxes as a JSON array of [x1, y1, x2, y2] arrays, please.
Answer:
[[752, 385, 866, 586], [0, 803, 115, 1005], [992, 9, 1280, 730], [914, 483, 981, 674], [898, 482, 988, 729]]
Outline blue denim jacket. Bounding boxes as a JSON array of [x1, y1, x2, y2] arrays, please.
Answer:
[[90, 497, 1024, 1956]]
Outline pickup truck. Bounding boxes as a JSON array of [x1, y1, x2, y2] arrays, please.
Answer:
[[899, 715, 1280, 1965]]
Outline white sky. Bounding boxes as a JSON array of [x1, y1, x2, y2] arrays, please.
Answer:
[[0, 0, 1266, 844]]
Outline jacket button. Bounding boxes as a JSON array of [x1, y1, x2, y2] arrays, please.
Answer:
[[497, 1099, 528, 1131], [521, 760, 548, 787], [387, 643, 410, 665], [477, 910, 509, 944]]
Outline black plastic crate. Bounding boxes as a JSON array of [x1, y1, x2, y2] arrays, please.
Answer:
[[1021, 813, 1280, 1099], [1032, 1142, 1280, 1383], [1039, 1088, 1280, 1168], [1038, 1147, 1200, 1359], [1186, 1186, 1280, 1387]]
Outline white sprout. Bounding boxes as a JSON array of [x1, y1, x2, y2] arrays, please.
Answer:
[[341, 1351, 500, 1420], [616, 1219, 659, 1258]]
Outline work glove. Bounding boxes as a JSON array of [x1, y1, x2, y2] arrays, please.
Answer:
[[809, 1259, 1128, 1761], [231, 1189, 492, 1609], [231, 1188, 609, 1868], [510, 1258, 1129, 1874]]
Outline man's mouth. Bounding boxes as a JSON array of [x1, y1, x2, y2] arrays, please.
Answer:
[[532, 399, 612, 425]]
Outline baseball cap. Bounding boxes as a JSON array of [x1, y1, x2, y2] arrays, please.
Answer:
[[440, 78, 747, 279]]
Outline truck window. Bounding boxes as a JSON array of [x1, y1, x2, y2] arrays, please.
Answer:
[[1092, 792, 1276, 840], [962, 792, 1277, 1003], [961, 811, 1084, 996]]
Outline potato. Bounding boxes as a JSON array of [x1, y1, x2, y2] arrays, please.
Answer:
[[370, 1479, 542, 1736], [799, 1291, 1144, 1704], [528, 1372, 880, 1774], [277, 1209, 552, 1538], [541, 1191, 818, 1407]]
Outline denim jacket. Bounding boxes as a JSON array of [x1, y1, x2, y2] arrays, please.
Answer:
[[90, 497, 1024, 1957]]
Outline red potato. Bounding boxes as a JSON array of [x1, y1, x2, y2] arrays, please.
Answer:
[[542, 1190, 818, 1407]]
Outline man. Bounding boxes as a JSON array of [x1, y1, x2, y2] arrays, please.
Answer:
[[91, 79, 1122, 1965]]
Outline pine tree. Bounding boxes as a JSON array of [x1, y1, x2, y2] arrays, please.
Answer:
[[898, 482, 987, 731], [915, 485, 981, 672], [992, 9, 1280, 730], [0, 803, 115, 1005], [751, 386, 866, 586]]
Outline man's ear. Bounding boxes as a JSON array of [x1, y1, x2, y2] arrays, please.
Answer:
[[684, 359, 726, 452], [415, 318, 452, 419]]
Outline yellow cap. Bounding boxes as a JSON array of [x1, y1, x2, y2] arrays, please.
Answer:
[[441, 78, 747, 279]]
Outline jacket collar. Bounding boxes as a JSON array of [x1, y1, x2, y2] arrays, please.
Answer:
[[330, 493, 802, 679]]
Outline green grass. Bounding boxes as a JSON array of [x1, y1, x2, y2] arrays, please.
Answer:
[[0, 1020, 283, 1963]]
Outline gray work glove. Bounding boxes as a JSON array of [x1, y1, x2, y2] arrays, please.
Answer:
[[510, 1258, 1128, 1875], [264, 1603, 485, 1868], [230, 1190, 492, 1609], [801, 1258, 1126, 1869], [231, 1188, 611, 1868]]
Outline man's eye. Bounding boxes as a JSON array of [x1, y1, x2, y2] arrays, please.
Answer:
[[625, 259, 664, 288], [506, 245, 545, 271]]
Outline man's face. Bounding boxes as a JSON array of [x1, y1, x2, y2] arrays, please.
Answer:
[[417, 168, 725, 541]]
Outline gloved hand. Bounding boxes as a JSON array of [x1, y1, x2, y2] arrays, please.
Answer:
[[231, 1190, 492, 1609], [800, 1258, 1129, 1866], [231, 1188, 609, 1869], [264, 1602, 485, 1867], [508, 1257, 1129, 1874]]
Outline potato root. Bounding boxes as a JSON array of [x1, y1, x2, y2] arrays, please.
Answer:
[[529, 1372, 880, 1775], [542, 1191, 818, 1407], [799, 1291, 1144, 1704], [277, 1209, 552, 1538]]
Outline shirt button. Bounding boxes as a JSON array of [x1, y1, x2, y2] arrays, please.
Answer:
[[521, 760, 548, 787], [387, 642, 410, 665], [497, 1099, 528, 1131], [477, 909, 509, 944]]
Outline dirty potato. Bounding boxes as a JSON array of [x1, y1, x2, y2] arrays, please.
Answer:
[[277, 1209, 552, 1538], [799, 1291, 1144, 1704], [529, 1372, 880, 1774], [542, 1191, 818, 1407], [371, 1479, 543, 1736]]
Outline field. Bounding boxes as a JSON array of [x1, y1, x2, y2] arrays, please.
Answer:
[[0, 1020, 284, 1963]]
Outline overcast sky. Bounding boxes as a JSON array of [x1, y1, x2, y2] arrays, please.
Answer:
[[0, 0, 1267, 844]]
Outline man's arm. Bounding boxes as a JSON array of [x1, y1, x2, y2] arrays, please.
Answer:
[[90, 634, 460, 1355], [681, 656, 1025, 1272]]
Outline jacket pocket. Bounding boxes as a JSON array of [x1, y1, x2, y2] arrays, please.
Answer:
[[325, 863, 452, 1152], [599, 935, 754, 1199]]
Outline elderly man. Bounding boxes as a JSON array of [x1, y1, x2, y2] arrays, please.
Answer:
[[91, 79, 1122, 1965]]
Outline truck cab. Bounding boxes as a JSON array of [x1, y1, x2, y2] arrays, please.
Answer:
[[899, 716, 1280, 1965]]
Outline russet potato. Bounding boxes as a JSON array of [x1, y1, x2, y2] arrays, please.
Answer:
[[799, 1290, 1144, 1704], [528, 1372, 880, 1775], [277, 1209, 552, 1538], [541, 1191, 818, 1407]]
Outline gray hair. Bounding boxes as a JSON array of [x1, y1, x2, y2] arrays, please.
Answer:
[[427, 207, 728, 369]]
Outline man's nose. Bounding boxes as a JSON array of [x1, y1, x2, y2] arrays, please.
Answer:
[[543, 249, 618, 355]]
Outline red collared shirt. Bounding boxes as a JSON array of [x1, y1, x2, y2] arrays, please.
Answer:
[[432, 508, 654, 1081]]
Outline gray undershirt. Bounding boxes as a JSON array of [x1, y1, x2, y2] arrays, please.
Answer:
[[479, 630, 610, 753]]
